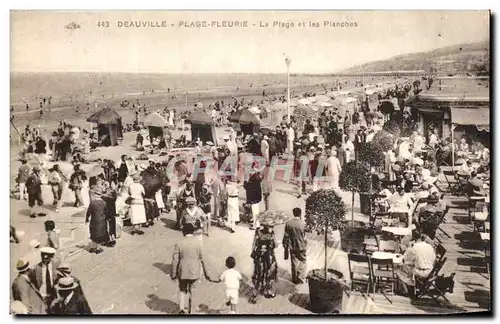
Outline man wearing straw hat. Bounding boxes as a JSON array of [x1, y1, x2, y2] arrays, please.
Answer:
[[32, 247, 60, 307], [12, 259, 47, 314], [54, 263, 90, 312], [49, 277, 92, 314]]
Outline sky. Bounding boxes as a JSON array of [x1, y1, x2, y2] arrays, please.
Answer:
[[10, 10, 490, 73]]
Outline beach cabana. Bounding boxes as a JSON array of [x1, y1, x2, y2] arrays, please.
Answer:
[[143, 112, 169, 140], [228, 109, 260, 136], [185, 110, 217, 145], [87, 107, 123, 146]]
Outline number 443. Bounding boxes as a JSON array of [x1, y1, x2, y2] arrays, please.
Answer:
[[97, 21, 110, 28]]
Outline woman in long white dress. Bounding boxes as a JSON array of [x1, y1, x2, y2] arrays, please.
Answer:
[[155, 188, 165, 214], [225, 178, 240, 233], [128, 173, 147, 235]]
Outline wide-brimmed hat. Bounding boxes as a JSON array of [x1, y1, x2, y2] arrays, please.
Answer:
[[32, 166, 41, 172], [263, 135, 269, 140], [40, 247, 56, 255], [206, 141, 214, 146], [132, 173, 142, 182], [57, 262, 71, 271], [16, 259, 30, 272], [56, 276, 78, 291]]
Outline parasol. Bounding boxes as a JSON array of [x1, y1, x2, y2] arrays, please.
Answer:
[[256, 210, 292, 226], [185, 110, 214, 125]]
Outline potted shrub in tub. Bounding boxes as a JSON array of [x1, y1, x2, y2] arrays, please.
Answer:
[[339, 160, 371, 225], [305, 189, 348, 314]]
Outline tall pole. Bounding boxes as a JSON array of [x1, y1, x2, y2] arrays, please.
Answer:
[[285, 57, 291, 123], [185, 92, 188, 110], [451, 124, 455, 171]]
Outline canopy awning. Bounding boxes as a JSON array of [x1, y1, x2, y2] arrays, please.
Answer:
[[451, 107, 490, 132], [143, 112, 169, 128]]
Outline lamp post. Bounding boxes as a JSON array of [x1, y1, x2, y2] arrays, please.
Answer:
[[285, 56, 291, 123]]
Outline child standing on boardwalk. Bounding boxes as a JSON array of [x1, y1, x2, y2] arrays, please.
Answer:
[[214, 256, 242, 314]]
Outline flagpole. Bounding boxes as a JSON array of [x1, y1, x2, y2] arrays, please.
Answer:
[[285, 56, 291, 123]]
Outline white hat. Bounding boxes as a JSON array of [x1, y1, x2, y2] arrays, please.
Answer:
[[29, 239, 40, 248], [138, 164, 147, 171], [206, 141, 214, 146], [263, 135, 269, 140], [40, 247, 56, 255], [223, 135, 229, 140]]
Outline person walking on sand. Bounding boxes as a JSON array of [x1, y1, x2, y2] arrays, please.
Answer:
[[171, 223, 212, 314], [213, 256, 243, 314], [127, 173, 147, 235], [26, 166, 44, 218], [283, 208, 308, 284], [17, 158, 31, 201]]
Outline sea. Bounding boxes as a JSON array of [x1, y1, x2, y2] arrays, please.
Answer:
[[10, 72, 343, 106]]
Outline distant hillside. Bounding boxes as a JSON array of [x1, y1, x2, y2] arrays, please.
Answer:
[[341, 41, 489, 75]]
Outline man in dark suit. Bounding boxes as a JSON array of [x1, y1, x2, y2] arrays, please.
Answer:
[[12, 259, 47, 314], [31, 247, 60, 308], [354, 129, 366, 160], [283, 208, 308, 284], [49, 277, 92, 314]]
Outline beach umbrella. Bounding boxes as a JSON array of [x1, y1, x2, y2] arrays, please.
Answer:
[[195, 102, 203, 109], [228, 109, 260, 125], [256, 210, 292, 226], [379, 100, 395, 115], [316, 101, 333, 108], [298, 98, 313, 105], [248, 106, 261, 114]]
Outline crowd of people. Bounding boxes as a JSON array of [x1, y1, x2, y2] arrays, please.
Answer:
[[11, 76, 490, 314]]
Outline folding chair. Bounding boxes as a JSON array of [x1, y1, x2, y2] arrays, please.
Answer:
[[442, 170, 460, 195], [347, 254, 373, 299], [415, 257, 449, 302], [435, 243, 447, 264], [371, 257, 396, 303], [363, 213, 381, 256], [433, 207, 451, 243]]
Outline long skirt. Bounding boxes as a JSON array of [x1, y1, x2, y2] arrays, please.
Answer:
[[227, 197, 240, 223], [252, 251, 278, 294], [129, 202, 147, 225], [155, 190, 165, 209]]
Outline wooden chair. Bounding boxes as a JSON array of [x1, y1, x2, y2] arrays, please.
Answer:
[[415, 257, 449, 302], [347, 254, 373, 299], [371, 257, 396, 303]]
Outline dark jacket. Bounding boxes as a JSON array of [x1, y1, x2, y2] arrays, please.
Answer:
[[283, 217, 308, 251], [244, 173, 262, 204], [49, 291, 92, 315], [25, 174, 42, 195]]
